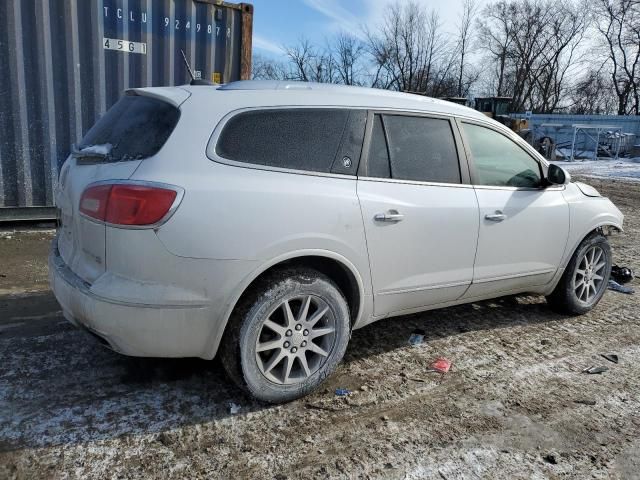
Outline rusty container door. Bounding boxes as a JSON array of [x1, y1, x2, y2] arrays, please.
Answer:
[[0, 0, 253, 220]]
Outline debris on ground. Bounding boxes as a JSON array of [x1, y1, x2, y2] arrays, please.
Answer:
[[601, 354, 619, 364], [543, 453, 558, 465], [583, 366, 609, 374], [335, 388, 351, 396], [611, 265, 634, 284], [408, 329, 425, 346], [156, 432, 171, 446], [574, 399, 597, 406], [608, 280, 635, 294], [429, 357, 452, 374], [228, 402, 241, 415]]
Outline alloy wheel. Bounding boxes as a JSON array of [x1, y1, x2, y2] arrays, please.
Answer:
[[573, 245, 607, 304], [255, 295, 336, 385]]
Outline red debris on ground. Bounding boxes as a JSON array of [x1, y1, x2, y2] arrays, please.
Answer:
[[430, 357, 452, 374]]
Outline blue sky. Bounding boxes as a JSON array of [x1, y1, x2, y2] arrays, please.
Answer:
[[251, 0, 489, 59]]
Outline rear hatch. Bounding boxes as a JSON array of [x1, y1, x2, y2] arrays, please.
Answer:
[[56, 90, 186, 283]]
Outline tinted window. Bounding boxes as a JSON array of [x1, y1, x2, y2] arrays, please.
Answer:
[[463, 123, 542, 188], [330, 110, 367, 175], [367, 115, 391, 178], [216, 109, 353, 173], [79, 95, 180, 161], [367, 115, 461, 184]]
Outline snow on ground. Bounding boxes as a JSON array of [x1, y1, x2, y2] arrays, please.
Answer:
[[551, 157, 640, 182]]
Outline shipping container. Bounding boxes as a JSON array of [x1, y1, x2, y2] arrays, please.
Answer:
[[0, 0, 253, 220]]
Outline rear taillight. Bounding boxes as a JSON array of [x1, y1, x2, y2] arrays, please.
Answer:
[[79, 184, 111, 221], [79, 182, 180, 226]]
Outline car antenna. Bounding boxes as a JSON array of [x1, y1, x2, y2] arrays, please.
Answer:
[[180, 49, 214, 86]]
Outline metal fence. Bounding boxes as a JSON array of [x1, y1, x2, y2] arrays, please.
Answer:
[[0, 0, 253, 220], [511, 113, 640, 156]]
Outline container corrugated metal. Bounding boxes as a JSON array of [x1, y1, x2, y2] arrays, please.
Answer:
[[0, 0, 253, 218]]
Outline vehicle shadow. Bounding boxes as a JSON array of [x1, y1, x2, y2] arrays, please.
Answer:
[[0, 290, 567, 452], [345, 294, 563, 363]]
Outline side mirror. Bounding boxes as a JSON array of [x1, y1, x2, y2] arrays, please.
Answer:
[[546, 163, 570, 186]]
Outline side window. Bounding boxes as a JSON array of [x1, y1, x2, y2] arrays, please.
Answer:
[[366, 114, 461, 184], [463, 123, 542, 188], [216, 109, 363, 174]]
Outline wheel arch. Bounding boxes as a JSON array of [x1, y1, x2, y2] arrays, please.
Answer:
[[562, 221, 622, 271], [205, 250, 368, 359], [545, 220, 622, 297]]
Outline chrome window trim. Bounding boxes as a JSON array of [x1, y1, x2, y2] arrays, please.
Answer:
[[78, 179, 185, 230], [356, 175, 475, 189], [206, 155, 358, 181], [357, 173, 565, 191], [472, 184, 566, 192]]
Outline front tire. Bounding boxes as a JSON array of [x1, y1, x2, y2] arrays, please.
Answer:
[[546, 232, 612, 315], [220, 268, 350, 403]]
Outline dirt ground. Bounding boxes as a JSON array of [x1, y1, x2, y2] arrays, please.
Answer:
[[1, 176, 639, 479]]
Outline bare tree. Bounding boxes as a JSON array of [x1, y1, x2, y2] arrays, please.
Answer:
[[531, 1, 589, 112], [456, 0, 479, 97], [332, 33, 367, 85], [592, 0, 640, 114], [366, 1, 458, 96], [569, 69, 619, 113], [477, 0, 588, 112], [284, 39, 316, 82], [477, 1, 516, 97], [254, 0, 599, 110], [252, 54, 287, 80], [279, 36, 367, 85]]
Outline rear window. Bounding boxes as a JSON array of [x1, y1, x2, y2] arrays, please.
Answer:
[[215, 109, 359, 174], [78, 94, 180, 161]]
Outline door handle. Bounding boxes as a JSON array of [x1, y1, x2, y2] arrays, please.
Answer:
[[485, 211, 506, 222], [374, 210, 404, 223]]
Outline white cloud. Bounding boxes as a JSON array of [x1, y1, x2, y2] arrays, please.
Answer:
[[302, 0, 368, 40], [301, 0, 493, 45], [253, 34, 284, 55], [367, 0, 492, 34]]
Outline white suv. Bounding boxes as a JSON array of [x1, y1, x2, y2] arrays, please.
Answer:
[[50, 81, 624, 403]]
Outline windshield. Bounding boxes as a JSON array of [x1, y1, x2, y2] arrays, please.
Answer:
[[79, 94, 180, 161]]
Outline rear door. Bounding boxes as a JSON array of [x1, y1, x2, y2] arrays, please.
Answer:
[[56, 92, 182, 283], [357, 112, 479, 317], [458, 120, 570, 298]]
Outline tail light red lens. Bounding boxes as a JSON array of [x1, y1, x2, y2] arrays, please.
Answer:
[[79, 184, 111, 221], [79, 183, 179, 226]]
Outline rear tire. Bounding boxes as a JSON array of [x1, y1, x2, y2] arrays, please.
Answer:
[[220, 268, 350, 403], [546, 232, 612, 315]]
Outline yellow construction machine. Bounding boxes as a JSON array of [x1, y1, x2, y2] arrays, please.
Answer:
[[474, 96, 529, 134]]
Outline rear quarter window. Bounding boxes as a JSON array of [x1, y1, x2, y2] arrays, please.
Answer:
[[79, 94, 180, 161], [215, 108, 364, 175]]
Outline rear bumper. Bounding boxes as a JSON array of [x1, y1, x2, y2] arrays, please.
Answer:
[[48, 237, 214, 358]]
